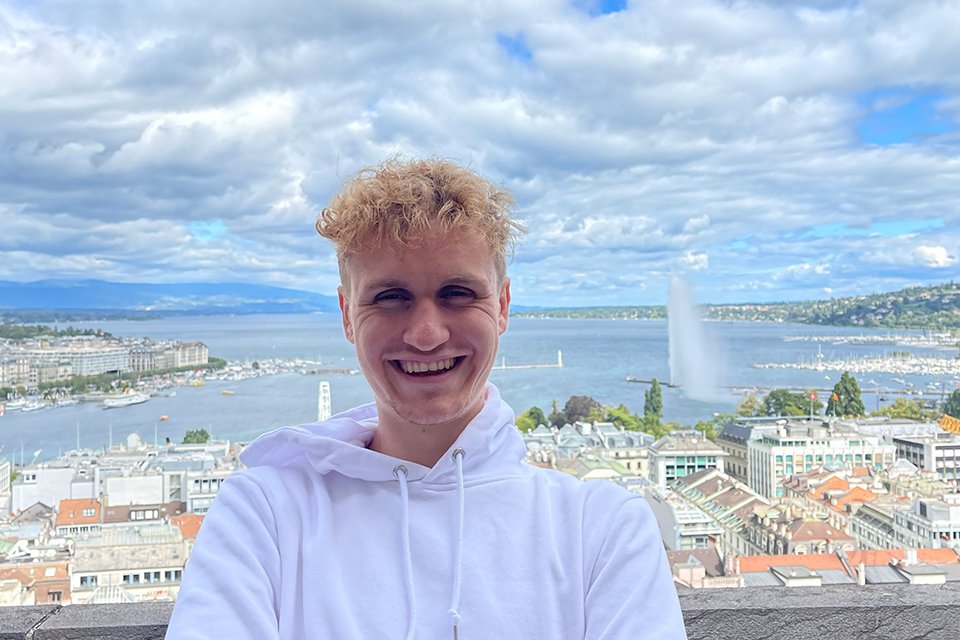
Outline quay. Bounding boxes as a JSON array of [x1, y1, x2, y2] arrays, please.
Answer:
[[626, 377, 679, 388], [491, 351, 563, 371]]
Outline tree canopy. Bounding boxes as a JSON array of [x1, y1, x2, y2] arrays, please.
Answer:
[[182, 429, 211, 444], [827, 372, 866, 417], [945, 389, 960, 419], [644, 379, 663, 420]]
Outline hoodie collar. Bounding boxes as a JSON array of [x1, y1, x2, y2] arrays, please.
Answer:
[[239, 383, 527, 486]]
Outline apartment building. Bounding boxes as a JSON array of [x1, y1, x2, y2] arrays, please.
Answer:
[[747, 421, 894, 499], [648, 431, 725, 487], [895, 493, 960, 550], [894, 432, 960, 481], [645, 487, 725, 550], [71, 525, 188, 603]]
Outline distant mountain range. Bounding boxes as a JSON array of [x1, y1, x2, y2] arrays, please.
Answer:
[[0, 279, 542, 321], [514, 281, 960, 331], [0, 280, 340, 319]]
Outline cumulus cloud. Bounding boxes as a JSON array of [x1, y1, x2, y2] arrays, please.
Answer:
[[914, 245, 958, 268], [1, 0, 960, 304]]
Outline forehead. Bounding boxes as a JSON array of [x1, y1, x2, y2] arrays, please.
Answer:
[[343, 231, 498, 290]]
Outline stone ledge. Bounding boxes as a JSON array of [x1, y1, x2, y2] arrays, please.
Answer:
[[1, 584, 959, 639]]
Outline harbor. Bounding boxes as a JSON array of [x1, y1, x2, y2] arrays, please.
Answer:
[[755, 354, 960, 378], [491, 350, 564, 370]]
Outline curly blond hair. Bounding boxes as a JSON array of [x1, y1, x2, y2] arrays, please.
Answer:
[[317, 157, 526, 283]]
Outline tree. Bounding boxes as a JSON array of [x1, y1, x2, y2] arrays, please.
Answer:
[[605, 403, 643, 431], [644, 379, 663, 421], [764, 389, 823, 417], [182, 429, 211, 444], [562, 395, 601, 424], [875, 398, 920, 419], [827, 372, 865, 417], [736, 394, 763, 417], [945, 389, 960, 419], [693, 413, 734, 441], [515, 406, 546, 433]]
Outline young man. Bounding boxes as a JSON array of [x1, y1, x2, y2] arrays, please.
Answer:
[[166, 159, 687, 639]]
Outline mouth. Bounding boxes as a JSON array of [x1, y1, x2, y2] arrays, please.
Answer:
[[392, 356, 464, 377]]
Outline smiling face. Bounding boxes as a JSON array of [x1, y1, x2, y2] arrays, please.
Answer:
[[338, 230, 510, 436]]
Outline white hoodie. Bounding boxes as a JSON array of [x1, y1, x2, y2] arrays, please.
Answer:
[[166, 384, 687, 639]]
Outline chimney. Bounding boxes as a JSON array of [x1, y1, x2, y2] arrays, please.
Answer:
[[165, 437, 171, 446], [734, 556, 741, 575], [857, 562, 866, 586], [905, 548, 918, 566]]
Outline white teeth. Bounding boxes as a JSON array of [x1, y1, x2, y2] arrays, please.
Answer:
[[400, 358, 457, 374]]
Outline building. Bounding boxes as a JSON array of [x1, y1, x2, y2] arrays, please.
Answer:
[[894, 432, 960, 481], [556, 451, 629, 481], [55, 498, 101, 536], [747, 421, 895, 499], [17, 346, 130, 376], [12, 465, 94, 515], [746, 504, 857, 556], [648, 431, 725, 487], [665, 541, 742, 589], [645, 487, 725, 550], [173, 342, 208, 368], [716, 419, 780, 485], [71, 525, 188, 604], [894, 493, 960, 550], [851, 498, 904, 550], [0, 357, 30, 387], [671, 468, 769, 557], [0, 564, 70, 605]]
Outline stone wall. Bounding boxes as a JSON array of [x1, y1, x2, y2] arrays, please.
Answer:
[[1, 584, 959, 639]]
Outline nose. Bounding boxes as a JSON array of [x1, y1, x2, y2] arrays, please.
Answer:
[[402, 299, 450, 352]]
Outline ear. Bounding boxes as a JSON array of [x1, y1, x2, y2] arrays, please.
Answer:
[[338, 285, 355, 344], [498, 277, 511, 336]]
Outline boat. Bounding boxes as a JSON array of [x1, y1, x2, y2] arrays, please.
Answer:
[[192, 380, 205, 387], [160, 415, 169, 421], [4, 399, 25, 411], [221, 391, 234, 396], [21, 402, 46, 412], [103, 392, 149, 409]]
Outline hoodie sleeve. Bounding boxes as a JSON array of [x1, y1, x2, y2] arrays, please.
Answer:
[[166, 472, 282, 640], [583, 496, 688, 640]]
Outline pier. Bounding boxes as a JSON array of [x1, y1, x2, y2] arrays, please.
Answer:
[[491, 351, 563, 371]]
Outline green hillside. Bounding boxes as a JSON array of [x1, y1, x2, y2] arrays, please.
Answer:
[[514, 281, 960, 330]]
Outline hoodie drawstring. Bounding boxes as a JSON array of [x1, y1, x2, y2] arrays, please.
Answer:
[[394, 449, 467, 640], [449, 448, 465, 640], [394, 464, 417, 640]]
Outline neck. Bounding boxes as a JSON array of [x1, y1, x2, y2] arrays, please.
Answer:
[[369, 402, 483, 468]]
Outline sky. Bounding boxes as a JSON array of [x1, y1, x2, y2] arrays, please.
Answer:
[[1, 0, 959, 307]]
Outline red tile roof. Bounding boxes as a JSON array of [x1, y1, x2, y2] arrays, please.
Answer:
[[55, 498, 100, 528], [171, 514, 205, 539], [810, 476, 849, 499], [739, 554, 845, 573], [787, 519, 855, 542], [847, 548, 960, 566]]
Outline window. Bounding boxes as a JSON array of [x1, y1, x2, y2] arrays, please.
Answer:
[[146, 571, 162, 583], [122, 573, 140, 584], [79, 575, 97, 587], [81, 508, 96, 517], [48, 591, 62, 602]]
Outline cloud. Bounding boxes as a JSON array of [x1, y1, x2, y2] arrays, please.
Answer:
[[914, 245, 958, 268], [1, 0, 960, 305]]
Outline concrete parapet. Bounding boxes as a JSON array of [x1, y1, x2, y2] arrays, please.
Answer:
[[0, 585, 959, 639]]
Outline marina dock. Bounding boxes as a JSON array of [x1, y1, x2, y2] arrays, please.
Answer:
[[491, 351, 563, 371]]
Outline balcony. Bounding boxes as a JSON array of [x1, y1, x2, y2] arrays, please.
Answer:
[[1, 583, 959, 639]]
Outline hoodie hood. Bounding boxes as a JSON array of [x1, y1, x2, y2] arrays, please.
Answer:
[[239, 382, 527, 486]]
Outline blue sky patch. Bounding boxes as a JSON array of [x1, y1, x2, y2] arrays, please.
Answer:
[[188, 220, 228, 242], [574, 0, 627, 16], [857, 87, 954, 145], [496, 33, 532, 63], [803, 219, 943, 239]]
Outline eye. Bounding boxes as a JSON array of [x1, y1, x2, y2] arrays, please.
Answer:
[[440, 287, 476, 302], [374, 289, 410, 304]]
